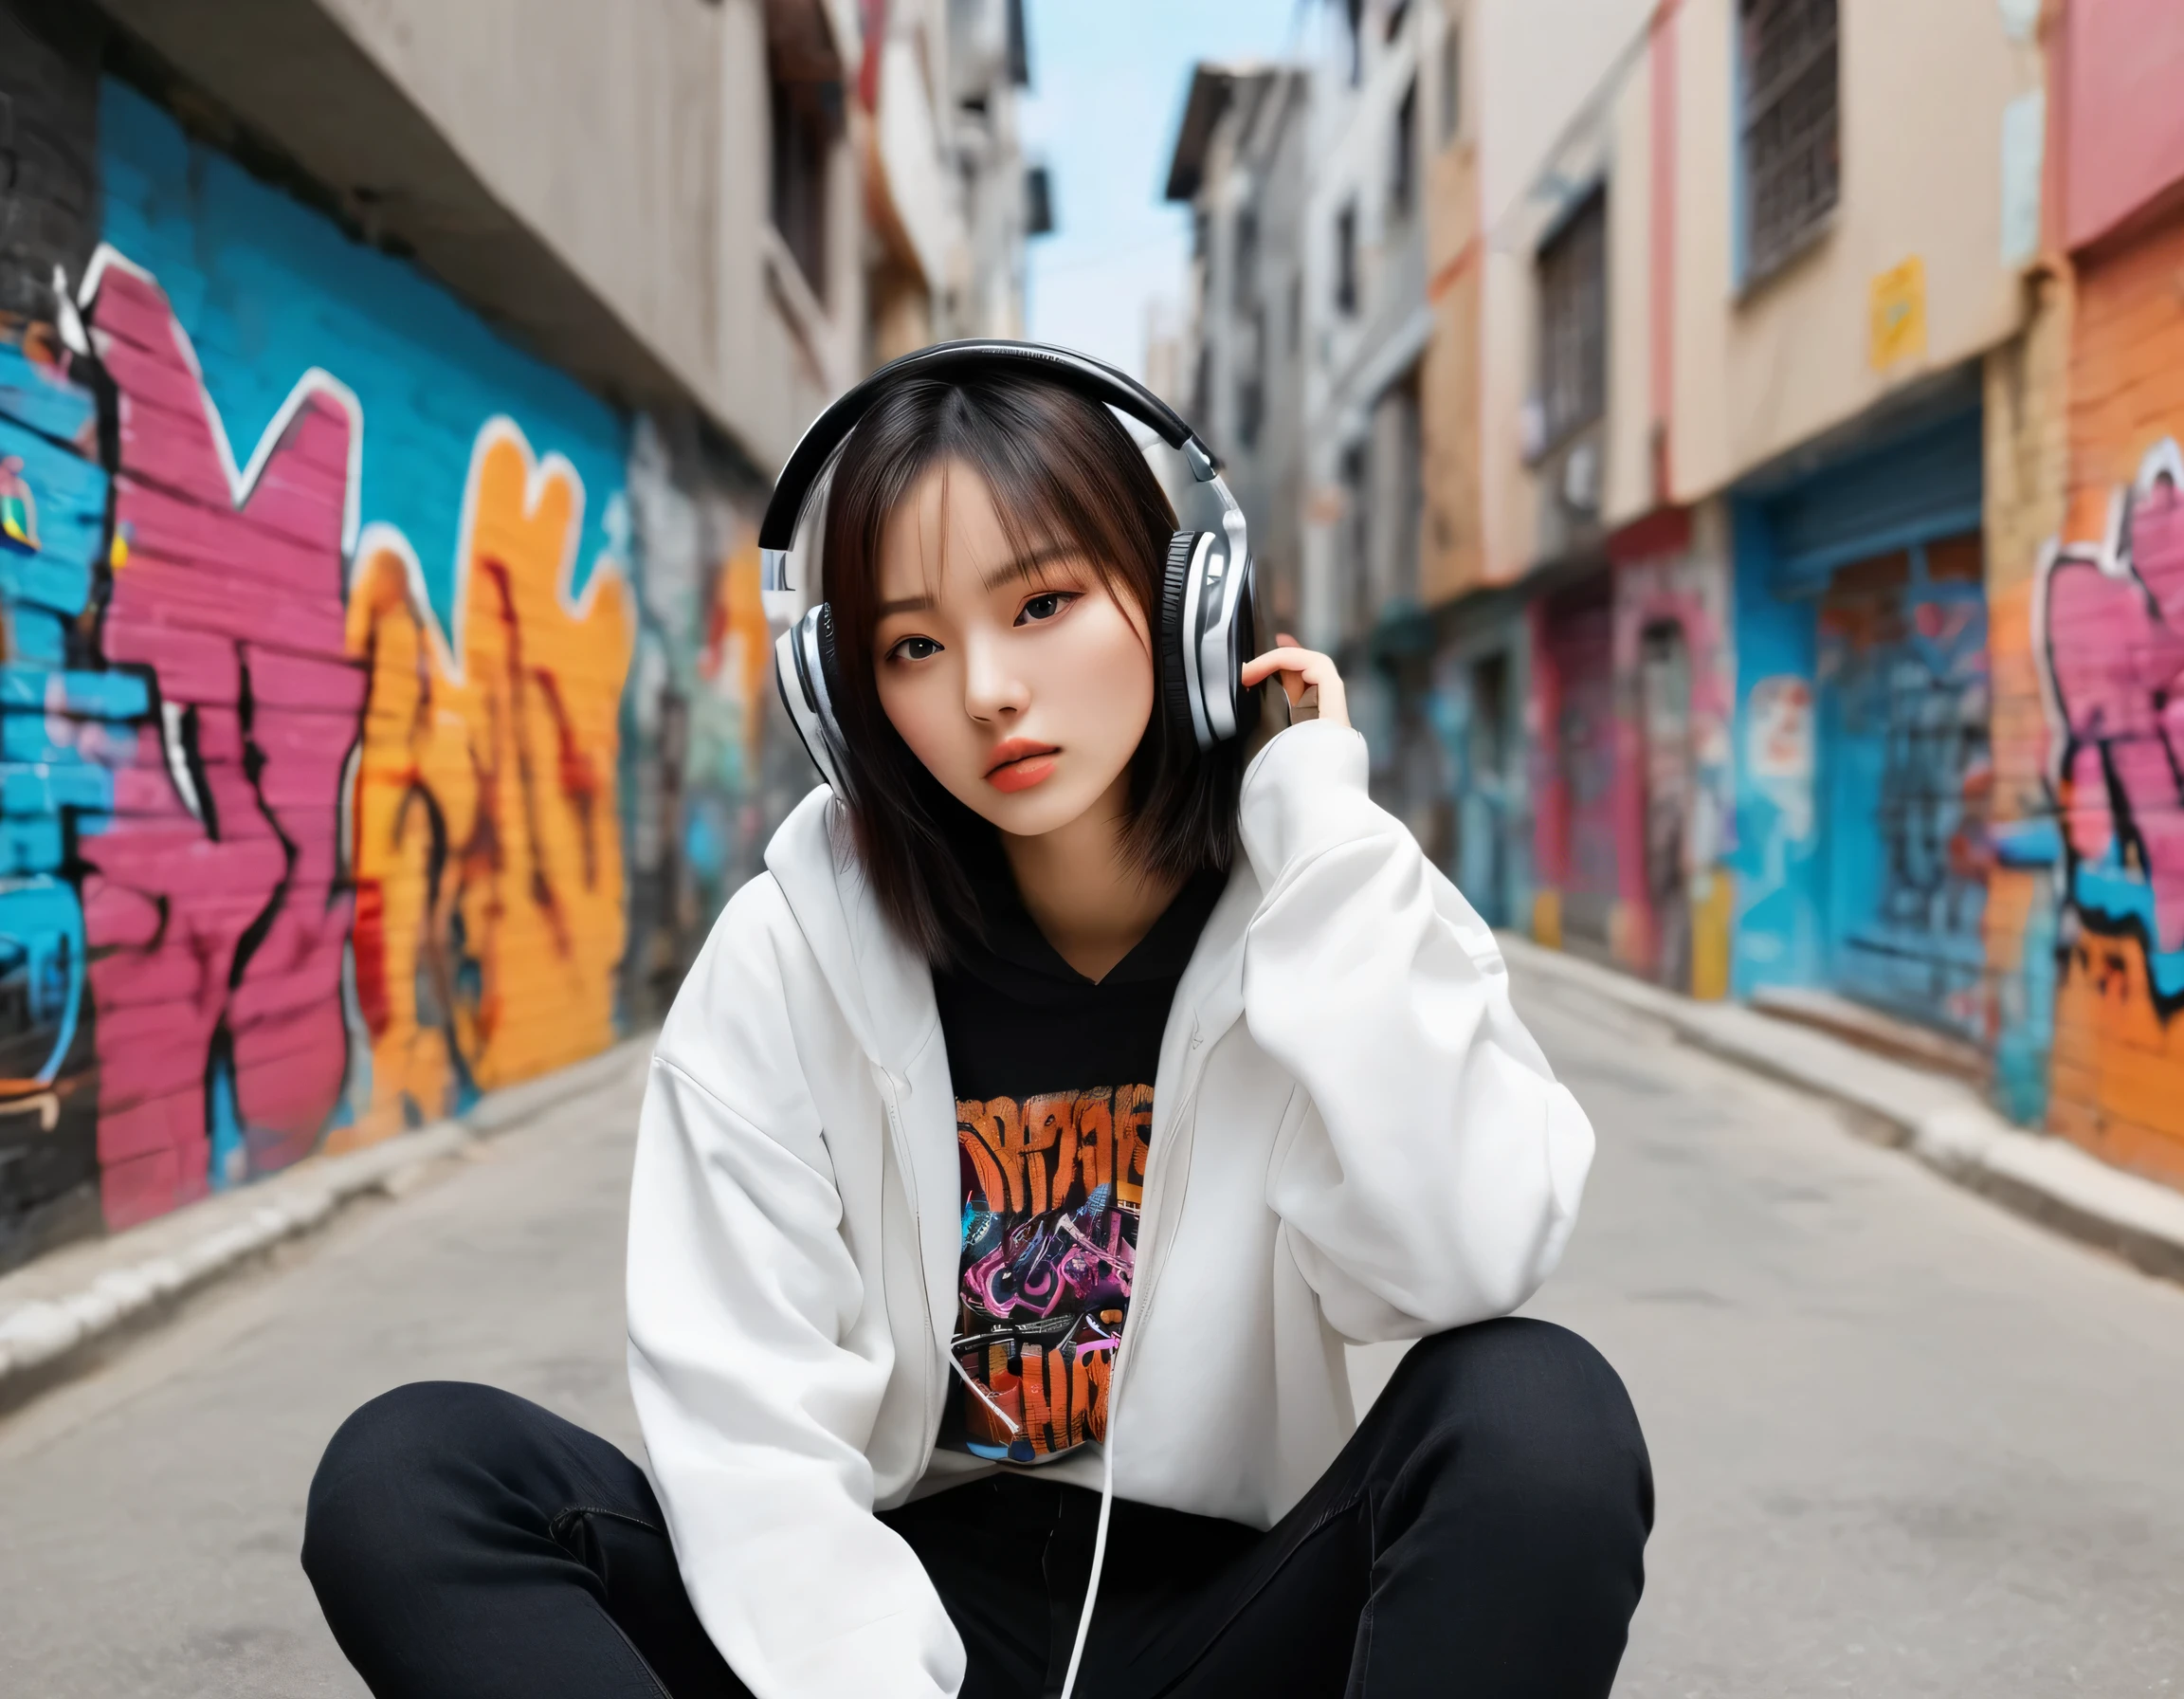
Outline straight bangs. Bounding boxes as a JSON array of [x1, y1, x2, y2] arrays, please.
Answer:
[[816, 373, 1245, 960]]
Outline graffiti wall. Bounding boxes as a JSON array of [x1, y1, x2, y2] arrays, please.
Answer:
[[1532, 580, 1618, 951], [620, 415, 787, 1020], [1813, 536, 1993, 1041], [0, 77, 779, 1266], [1991, 212, 2184, 1187], [2038, 434, 2184, 1182], [343, 418, 634, 1146], [1377, 601, 1530, 929], [0, 320, 106, 1256], [1608, 508, 1735, 997]]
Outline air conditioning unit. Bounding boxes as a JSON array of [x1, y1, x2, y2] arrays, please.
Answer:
[[1561, 439, 1600, 515]]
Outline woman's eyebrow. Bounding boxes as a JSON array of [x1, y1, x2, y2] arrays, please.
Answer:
[[877, 545, 1078, 617], [981, 543, 1078, 592]]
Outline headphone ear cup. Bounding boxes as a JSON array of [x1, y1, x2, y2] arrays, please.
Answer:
[[774, 604, 850, 796], [1230, 551, 1262, 740], [814, 602, 843, 699], [1160, 530, 1202, 744]]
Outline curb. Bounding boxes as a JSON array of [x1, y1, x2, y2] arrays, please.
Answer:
[[0, 1035, 654, 1399], [1498, 933, 2184, 1285]]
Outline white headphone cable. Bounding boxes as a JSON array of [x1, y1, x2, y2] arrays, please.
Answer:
[[1055, 1430, 1116, 1699]]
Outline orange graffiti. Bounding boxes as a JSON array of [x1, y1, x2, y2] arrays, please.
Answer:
[[2049, 934, 2184, 1187], [701, 540, 773, 765], [339, 421, 634, 1144]]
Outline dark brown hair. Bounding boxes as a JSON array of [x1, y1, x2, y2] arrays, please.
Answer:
[[819, 371, 1244, 960]]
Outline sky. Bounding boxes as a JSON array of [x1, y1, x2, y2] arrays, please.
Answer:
[[1019, 0, 1310, 380]]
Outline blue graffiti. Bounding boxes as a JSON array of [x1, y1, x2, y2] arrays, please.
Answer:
[[0, 336, 114, 1121], [2073, 851, 2184, 1003], [0, 877, 87, 1087]]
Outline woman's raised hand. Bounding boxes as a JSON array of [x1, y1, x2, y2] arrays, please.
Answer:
[[1242, 632, 1351, 732]]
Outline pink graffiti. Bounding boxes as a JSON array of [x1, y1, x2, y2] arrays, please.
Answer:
[[81, 265, 363, 1228], [2042, 445, 2184, 953]]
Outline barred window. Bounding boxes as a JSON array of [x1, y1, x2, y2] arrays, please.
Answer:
[[1238, 306, 1265, 450], [1391, 77, 1418, 221], [1740, 0, 1839, 283], [769, 74, 835, 298], [1335, 200, 1358, 317], [1440, 20, 1461, 147], [1234, 207, 1258, 312], [1537, 191, 1607, 448]]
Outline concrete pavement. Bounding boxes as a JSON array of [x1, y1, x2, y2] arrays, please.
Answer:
[[0, 1045, 652, 1699], [4, 972, 2181, 1695], [1517, 977, 2184, 1696]]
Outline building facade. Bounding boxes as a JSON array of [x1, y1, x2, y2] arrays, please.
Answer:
[[864, 0, 1040, 362], [1160, 0, 2184, 1197], [1985, 0, 2184, 1185], [1369, 0, 2047, 1019], [0, 0, 1031, 1265]]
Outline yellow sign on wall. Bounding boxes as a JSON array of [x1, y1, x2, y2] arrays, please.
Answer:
[[1869, 256, 1929, 370]]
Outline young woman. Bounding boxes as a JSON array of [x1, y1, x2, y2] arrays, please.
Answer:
[[303, 355, 1652, 1699]]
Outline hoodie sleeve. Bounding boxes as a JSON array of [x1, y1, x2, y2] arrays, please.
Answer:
[[627, 876, 965, 1699], [1239, 720, 1595, 1343]]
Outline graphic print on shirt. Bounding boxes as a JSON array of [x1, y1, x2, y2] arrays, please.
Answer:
[[952, 1084, 1151, 1463]]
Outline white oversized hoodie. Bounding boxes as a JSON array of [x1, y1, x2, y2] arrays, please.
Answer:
[[626, 721, 1595, 1699]]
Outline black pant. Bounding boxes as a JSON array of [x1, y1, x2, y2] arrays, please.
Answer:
[[303, 1319, 1651, 1698]]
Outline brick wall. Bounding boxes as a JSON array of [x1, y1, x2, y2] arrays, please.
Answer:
[[2020, 210, 2184, 1184]]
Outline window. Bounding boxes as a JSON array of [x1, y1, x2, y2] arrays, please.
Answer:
[[1390, 78, 1417, 220], [1341, 442, 1372, 636], [1334, 201, 1358, 317], [1739, 0, 1839, 282], [1439, 19, 1461, 146], [1344, 0, 1365, 84], [1288, 272, 1303, 353], [1238, 306, 1266, 450], [1006, 0, 1029, 86], [771, 69, 839, 298], [1537, 191, 1607, 448], [1234, 207, 1259, 312], [1376, 372, 1423, 607], [1024, 165, 1054, 237]]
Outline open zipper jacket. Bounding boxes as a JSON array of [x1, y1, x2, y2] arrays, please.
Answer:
[[626, 721, 1596, 1699]]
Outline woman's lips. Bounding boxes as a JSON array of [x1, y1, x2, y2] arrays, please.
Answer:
[[986, 740, 1059, 794]]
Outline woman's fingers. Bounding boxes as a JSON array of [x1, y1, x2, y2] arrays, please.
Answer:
[[1238, 647, 1320, 688], [1241, 640, 1350, 730]]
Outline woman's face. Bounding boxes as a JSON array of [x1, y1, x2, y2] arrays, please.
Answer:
[[871, 460, 1155, 839]]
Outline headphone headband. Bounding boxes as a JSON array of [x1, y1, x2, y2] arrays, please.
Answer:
[[758, 339, 1224, 588]]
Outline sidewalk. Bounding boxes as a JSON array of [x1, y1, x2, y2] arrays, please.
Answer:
[[0, 1035, 655, 1408], [1500, 932, 2184, 1285]]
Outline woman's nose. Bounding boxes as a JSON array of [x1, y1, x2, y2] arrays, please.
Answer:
[[961, 631, 1029, 722]]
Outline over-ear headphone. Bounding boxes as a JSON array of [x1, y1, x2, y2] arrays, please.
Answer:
[[759, 339, 1259, 797]]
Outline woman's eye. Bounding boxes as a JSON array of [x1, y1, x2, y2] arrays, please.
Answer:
[[890, 636, 942, 662], [1018, 592, 1075, 625]]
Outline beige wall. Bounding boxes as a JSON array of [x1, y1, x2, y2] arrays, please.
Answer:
[[317, 0, 864, 472], [1669, 0, 2042, 501], [1419, 0, 1482, 606], [1600, 60, 1654, 531], [1473, 0, 1653, 586]]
